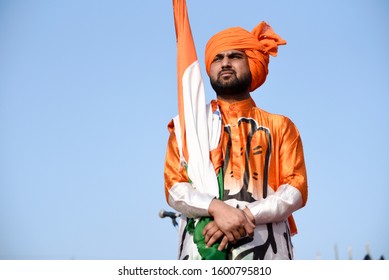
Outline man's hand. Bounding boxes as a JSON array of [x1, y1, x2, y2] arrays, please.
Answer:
[[202, 220, 229, 251], [203, 199, 255, 250]]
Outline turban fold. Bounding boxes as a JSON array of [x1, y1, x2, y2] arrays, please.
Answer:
[[205, 21, 286, 92]]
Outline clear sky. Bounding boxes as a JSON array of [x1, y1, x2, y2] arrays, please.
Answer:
[[1, 0, 388, 260]]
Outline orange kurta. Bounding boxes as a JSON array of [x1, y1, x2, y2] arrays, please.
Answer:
[[164, 97, 308, 235]]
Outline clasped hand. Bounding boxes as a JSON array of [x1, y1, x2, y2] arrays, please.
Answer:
[[203, 199, 255, 251]]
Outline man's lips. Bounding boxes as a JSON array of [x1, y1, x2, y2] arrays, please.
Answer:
[[218, 70, 235, 78]]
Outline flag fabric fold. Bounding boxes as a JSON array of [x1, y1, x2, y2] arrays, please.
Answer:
[[172, 0, 224, 259], [173, 0, 219, 199]]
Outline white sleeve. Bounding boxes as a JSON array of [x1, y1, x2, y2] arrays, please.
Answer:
[[246, 184, 303, 224], [168, 182, 215, 218]]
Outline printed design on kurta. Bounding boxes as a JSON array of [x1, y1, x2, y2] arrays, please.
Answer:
[[179, 225, 189, 260], [283, 224, 293, 260], [230, 223, 276, 260], [222, 117, 292, 259], [223, 117, 272, 201]]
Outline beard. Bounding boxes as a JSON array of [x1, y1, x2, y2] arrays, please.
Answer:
[[210, 70, 252, 98]]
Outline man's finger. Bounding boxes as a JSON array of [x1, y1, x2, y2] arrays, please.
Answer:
[[218, 236, 229, 251], [238, 227, 246, 237], [202, 221, 216, 236], [203, 223, 219, 243], [232, 229, 242, 241], [244, 220, 255, 236], [206, 230, 224, 248], [225, 232, 235, 242]]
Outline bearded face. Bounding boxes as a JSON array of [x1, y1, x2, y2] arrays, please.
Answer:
[[210, 69, 252, 97], [209, 50, 252, 98]]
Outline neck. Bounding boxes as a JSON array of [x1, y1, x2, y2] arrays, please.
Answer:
[[216, 91, 251, 103]]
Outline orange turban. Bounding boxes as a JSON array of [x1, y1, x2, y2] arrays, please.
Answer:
[[205, 21, 286, 92]]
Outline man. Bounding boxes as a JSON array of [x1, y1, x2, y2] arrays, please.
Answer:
[[164, 21, 308, 260]]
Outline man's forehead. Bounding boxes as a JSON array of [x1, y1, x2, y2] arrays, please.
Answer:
[[215, 49, 246, 56]]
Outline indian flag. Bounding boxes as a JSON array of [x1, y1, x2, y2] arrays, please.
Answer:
[[172, 0, 220, 198]]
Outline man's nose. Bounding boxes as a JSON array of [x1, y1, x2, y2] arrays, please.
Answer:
[[221, 57, 232, 67]]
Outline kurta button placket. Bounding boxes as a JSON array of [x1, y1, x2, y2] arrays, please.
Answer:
[[227, 107, 241, 179]]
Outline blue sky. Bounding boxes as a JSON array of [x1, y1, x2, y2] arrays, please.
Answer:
[[0, 0, 388, 260]]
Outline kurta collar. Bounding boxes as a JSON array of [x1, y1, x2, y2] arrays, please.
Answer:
[[215, 96, 256, 113]]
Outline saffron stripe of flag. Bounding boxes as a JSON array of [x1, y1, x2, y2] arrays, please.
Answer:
[[173, 0, 196, 161], [172, 0, 219, 197]]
